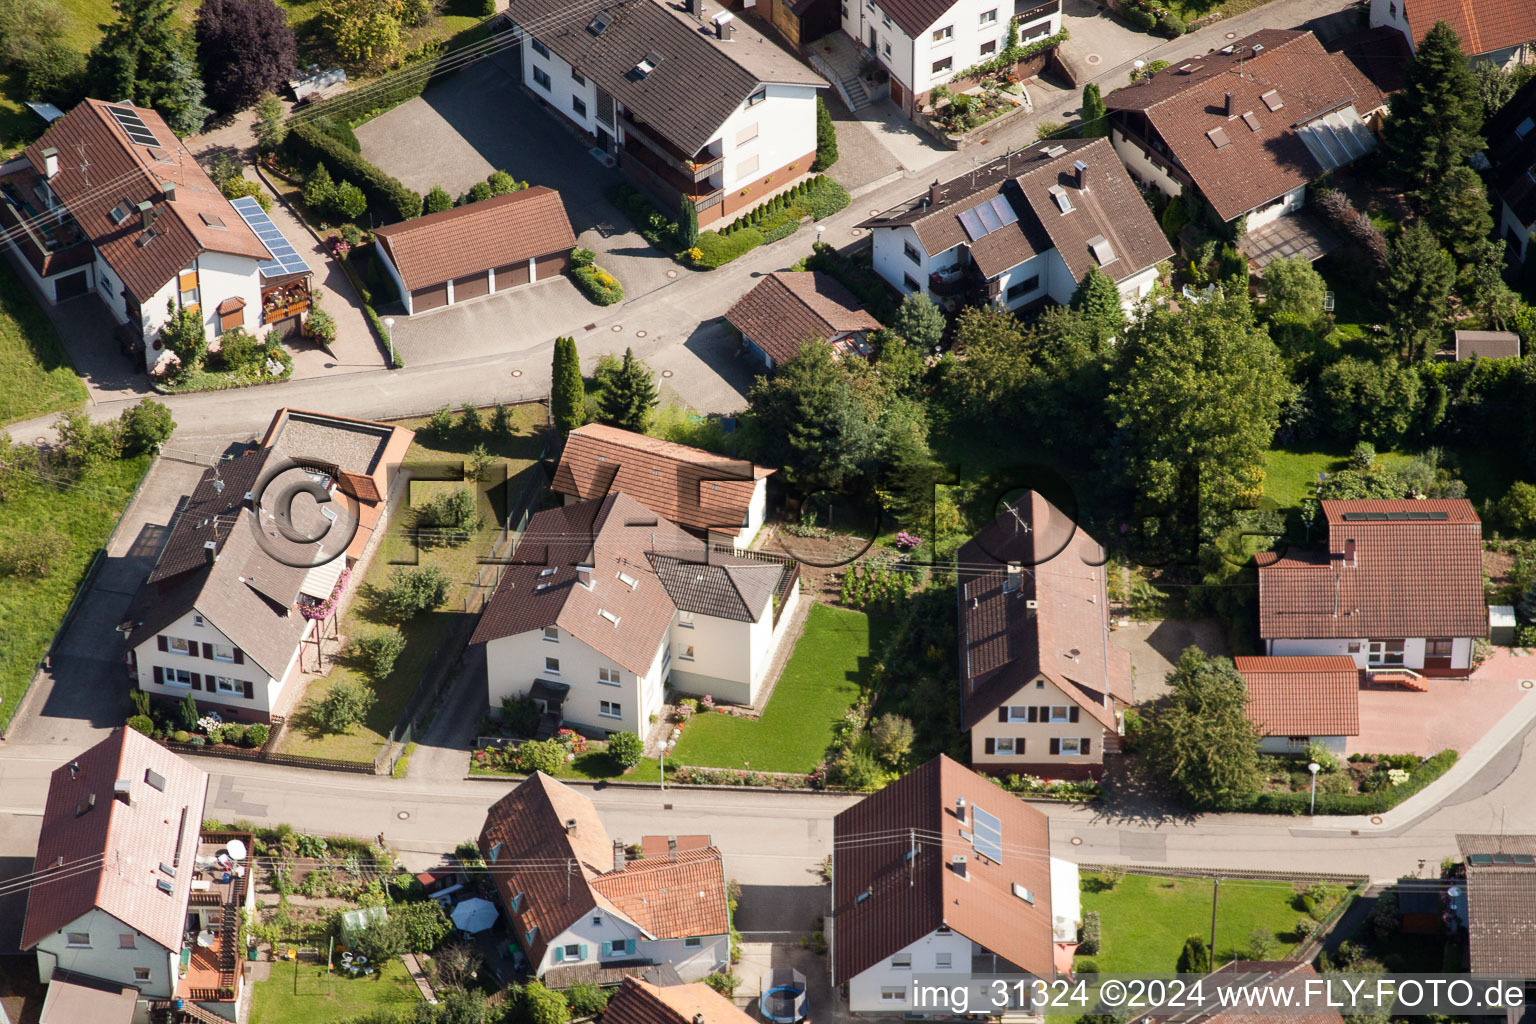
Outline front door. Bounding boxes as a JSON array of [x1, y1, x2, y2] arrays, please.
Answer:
[[868, 26, 876, 49], [1367, 639, 1405, 667]]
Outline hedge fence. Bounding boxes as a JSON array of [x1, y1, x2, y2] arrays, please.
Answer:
[[282, 122, 422, 223]]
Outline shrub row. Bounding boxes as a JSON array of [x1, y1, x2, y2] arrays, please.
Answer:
[[605, 183, 680, 251], [572, 264, 624, 306], [952, 28, 1068, 81], [693, 227, 765, 269], [694, 176, 853, 269], [1077, 910, 1101, 955], [804, 241, 896, 322], [283, 122, 422, 222], [1234, 749, 1457, 815]]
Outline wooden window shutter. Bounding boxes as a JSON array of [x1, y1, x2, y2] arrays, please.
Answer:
[[202, 642, 214, 659], [984, 738, 995, 754], [233, 648, 244, 665], [1039, 705, 1050, 720], [157, 636, 168, 652], [153, 666, 163, 685], [1027, 706, 1038, 723], [997, 708, 1007, 723], [1082, 738, 1091, 755], [220, 308, 243, 331], [243, 680, 254, 699], [578, 944, 588, 960], [190, 673, 202, 690], [1069, 706, 1080, 723], [1017, 738, 1024, 754], [179, 270, 198, 293], [1049, 737, 1060, 755], [554, 947, 564, 963]]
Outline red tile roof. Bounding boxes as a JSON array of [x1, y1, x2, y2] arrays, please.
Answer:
[[831, 755, 1055, 984], [1233, 656, 1360, 737], [25, 99, 271, 302], [1105, 31, 1384, 222], [603, 977, 756, 1024], [956, 493, 1129, 732], [1259, 499, 1486, 640], [1400, 0, 1536, 58], [22, 729, 209, 953], [478, 774, 728, 969], [724, 272, 881, 367], [373, 187, 576, 292], [551, 424, 772, 536]]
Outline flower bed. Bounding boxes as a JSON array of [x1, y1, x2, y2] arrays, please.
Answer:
[[1235, 750, 1458, 815], [995, 772, 1102, 801], [673, 765, 812, 789], [572, 265, 624, 305]]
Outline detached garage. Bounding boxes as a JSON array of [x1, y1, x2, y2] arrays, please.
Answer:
[[372, 186, 578, 316]]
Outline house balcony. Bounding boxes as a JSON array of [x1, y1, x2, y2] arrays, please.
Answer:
[[179, 831, 253, 1005], [620, 115, 721, 184], [1014, 0, 1059, 23], [620, 139, 725, 212], [261, 281, 311, 324], [0, 175, 93, 279]]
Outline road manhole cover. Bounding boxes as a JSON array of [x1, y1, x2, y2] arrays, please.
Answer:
[[661, 369, 674, 378], [611, 324, 623, 332], [1226, 31, 1236, 38], [511, 369, 522, 377], [1086, 53, 1101, 65], [35, 437, 46, 445], [1522, 679, 1535, 689], [1070, 836, 1083, 846], [850, 227, 863, 237], [397, 811, 410, 820], [636, 330, 647, 338], [869, 209, 881, 216], [1370, 816, 1383, 825], [666, 270, 678, 279]]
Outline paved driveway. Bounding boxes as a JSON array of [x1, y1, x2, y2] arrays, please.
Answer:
[[1109, 617, 1230, 704], [3, 454, 213, 747]]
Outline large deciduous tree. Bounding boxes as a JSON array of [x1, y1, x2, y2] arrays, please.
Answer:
[[1140, 648, 1262, 810], [747, 339, 879, 493], [195, 0, 298, 113], [1106, 291, 1288, 535], [1316, 356, 1424, 447], [1260, 256, 1326, 323], [1382, 20, 1484, 194]]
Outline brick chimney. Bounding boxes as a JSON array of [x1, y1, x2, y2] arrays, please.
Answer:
[[42, 148, 58, 179], [1073, 159, 1088, 191], [1224, 90, 1234, 117], [612, 840, 626, 872], [1344, 539, 1356, 568], [928, 180, 943, 206]]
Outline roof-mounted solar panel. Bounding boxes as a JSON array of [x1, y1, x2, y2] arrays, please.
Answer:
[[971, 805, 1003, 862], [988, 195, 1018, 226], [230, 195, 312, 278], [106, 104, 159, 147], [1467, 853, 1494, 866], [957, 207, 985, 241]]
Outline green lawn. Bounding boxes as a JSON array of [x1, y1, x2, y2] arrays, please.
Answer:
[[277, 405, 546, 762], [0, 264, 87, 426], [1078, 872, 1349, 973], [471, 749, 665, 782], [669, 603, 889, 774], [250, 956, 422, 1024], [0, 453, 150, 734], [1262, 446, 1412, 511]]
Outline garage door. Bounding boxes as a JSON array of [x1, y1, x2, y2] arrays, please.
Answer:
[[453, 271, 490, 302], [534, 251, 570, 279], [53, 270, 89, 302], [493, 261, 530, 291], [412, 281, 449, 313]]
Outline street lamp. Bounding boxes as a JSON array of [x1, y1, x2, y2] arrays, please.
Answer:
[[1307, 761, 1321, 815], [383, 317, 395, 368]]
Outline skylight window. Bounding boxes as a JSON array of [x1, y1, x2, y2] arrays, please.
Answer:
[[1048, 184, 1073, 214], [1207, 126, 1231, 149], [587, 13, 608, 34], [144, 768, 165, 792], [1260, 89, 1284, 112], [200, 212, 226, 229], [617, 571, 638, 590], [1517, 117, 1535, 140], [1087, 235, 1117, 267], [972, 805, 1002, 862], [1012, 883, 1035, 904], [599, 609, 620, 626], [634, 53, 661, 77], [1241, 111, 1261, 133], [110, 199, 134, 225], [539, 567, 556, 577]]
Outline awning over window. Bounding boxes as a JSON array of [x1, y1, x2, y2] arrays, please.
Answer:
[[216, 296, 247, 314]]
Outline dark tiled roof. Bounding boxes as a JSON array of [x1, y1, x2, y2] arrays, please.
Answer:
[[861, 138, 1170, 284], [956, 493, 1128, 733], [1105, 31, 1384, 222], [724, 271, 881, 366], [871, 0, 959, 40], [552, 424, 772, 536], [1399, 0, 1536, 58], [22, 730, 208, 953], [1456, 834, 1536, 975], [373, 187, 576, 292], [507, 0, 823, 157], [604, 978, 755, 1024], [1454, 330, 1521, 360], [25, 100, 270, 303], [146, 450, 271, 584], [648, 552, 782, 622], [831, 756, 1054, 984], [1232, 655, 1360, 737], [1259, 499, 1486, 640], [469, 493, 700, 674]]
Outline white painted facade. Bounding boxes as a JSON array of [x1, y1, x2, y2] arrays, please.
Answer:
[[1108, 125, 1182, 199], [1243, 184, 1306, 232], [841, 0, 1061, 104], [486, 626, 667, 736], [967, 675, 1112, 772], [531, 912, 729, 981], [1265, 636, 1475, 672], [845, 927, 975, 1012], [133, 608, 310, 721], [34, 907, 179, 1001], [192, 250, 265, 339], [669, 579, 799, 704]]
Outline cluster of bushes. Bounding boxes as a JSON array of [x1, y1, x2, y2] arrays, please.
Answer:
[[382, 565, 452, 620], [127, 688, 271, 748], [672, 765, 813, 788], [422, 170, 528, 213], [282, 121, 422, 222], [572, 264, 624, 306], [1118, 0, 1184, 36], [1077, 910, 1102, 955], [952, 26, 1070, 83], [606, 183, 681, 251], [693, 176, 851, 269], [413, 486, 484, 545], [838, 562, 917, 609], [302, 162, 369, 223], [1236, 750, 1457, 814], [802, 241, 897, 322], [205, 153, 272, 212], [43, 402, 176, 477], [996, 773, 1102, 801], [347, 628, 407, 679]]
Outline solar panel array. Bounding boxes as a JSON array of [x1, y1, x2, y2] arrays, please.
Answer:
[[971, 805, 1003, 862], [1467, 853, 1536, 867], [957, 195, 1020, 241], [230, 196, 312, 278], [106, 105, 158, 147]]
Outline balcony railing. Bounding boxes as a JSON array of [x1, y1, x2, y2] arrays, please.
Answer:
[[619, 115, 720, 182]]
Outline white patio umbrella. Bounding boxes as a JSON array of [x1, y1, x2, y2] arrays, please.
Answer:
[[451, 898, 499, 934]]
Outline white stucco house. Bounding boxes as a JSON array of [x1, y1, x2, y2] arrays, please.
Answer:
[[0, 99, 316, 370], [840, 0, 1062, 116], [830, 755, 1077, 1015], [22, 729, 256, 1024], [471, 492, 800, 732], [506, 0, 825, 227], [1258, 500, 1488, 680], [1103, 30, 1386, 243], [861, 136, 1172, 313], [479, 773, 731, 985]]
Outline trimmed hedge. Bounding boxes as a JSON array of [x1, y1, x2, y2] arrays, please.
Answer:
[[694, 227, 765, 269], [314, 115, 361, 153], [283, 122, 422, 222], [1234, 749, 1458, 815], [694, 175, 852, 269], [572, 264, 624, 305]]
